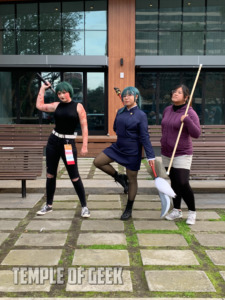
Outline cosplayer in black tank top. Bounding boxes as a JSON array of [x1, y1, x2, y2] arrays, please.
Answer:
[[54, 101, 79, 134]]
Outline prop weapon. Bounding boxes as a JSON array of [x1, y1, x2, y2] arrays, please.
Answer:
[[114, 87, 122, 101], [37, 73, 56, 94], [166, 64, 203, 175]]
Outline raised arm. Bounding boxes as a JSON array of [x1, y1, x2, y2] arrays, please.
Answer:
[[77, 103, 88, 156], [36, 82, 59, 112]]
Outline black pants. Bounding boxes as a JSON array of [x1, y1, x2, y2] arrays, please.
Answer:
[[166, 167, 195, 211], [45, 133, 86, 206]]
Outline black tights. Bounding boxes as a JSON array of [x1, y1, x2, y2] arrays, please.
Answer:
[[166, 167, 195, 211], [94, 152, 138, 202]]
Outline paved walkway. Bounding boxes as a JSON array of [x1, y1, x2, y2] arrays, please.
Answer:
[[0, 158, 225, 299]]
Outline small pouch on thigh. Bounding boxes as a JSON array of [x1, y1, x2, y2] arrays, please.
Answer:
[[64, 144, 75, 165]]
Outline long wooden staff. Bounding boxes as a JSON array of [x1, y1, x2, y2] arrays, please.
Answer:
[[166, 64, 203, 175]]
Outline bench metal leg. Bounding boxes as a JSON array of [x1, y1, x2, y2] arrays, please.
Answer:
[[22, 180, 26, 198]]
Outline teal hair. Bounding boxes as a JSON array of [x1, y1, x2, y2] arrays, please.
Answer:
[[55, 81, 74, 98], [121, 86, 141, 106]]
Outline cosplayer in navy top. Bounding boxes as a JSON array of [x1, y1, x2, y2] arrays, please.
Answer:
[[36, 81, 90, 218], [161, 84, 201, 225], [94, 86, 155, 220]]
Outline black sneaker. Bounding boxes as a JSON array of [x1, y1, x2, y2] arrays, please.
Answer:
[[37, 205, 52, 215], [121, 208, 132, 220], [115, 173, 129, 194]]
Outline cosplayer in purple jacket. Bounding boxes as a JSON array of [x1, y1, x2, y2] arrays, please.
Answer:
[[161, 104, 201, 157]]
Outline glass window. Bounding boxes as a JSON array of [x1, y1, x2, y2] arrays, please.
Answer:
[[85, 1, 107, 30], [87, 72, 105, 132], [63, 31, 84, 55], [183, 0, 205, 30], [136, 0, 158, 31], [62, 1, 84, 30], [159, 0, 182, 30], [17, 31, 39, 55], [40, 2, 61, 30], [85, 31, 107, 55], [136, 72, 158, 124], [182, 32, 204, 55], [207, 0, 225, 30], [40, 72, 60, 124], [206, 32, 225, 55], [136, 31, 157, 55], [16, 3, 38, 30], [63, 72, 83, 103], [0, 31, 16, 54], [0, 4, 15, 30], [159, 32, 181, 55], [0, 72, 13, 124], [40, 31, 62, 55], [205, 72, 225, 124]]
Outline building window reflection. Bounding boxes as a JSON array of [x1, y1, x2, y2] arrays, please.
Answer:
[[0, 70, 106, 134], [136, 0, 225, 56], [136, 70, 225, 125], [0, 0, 107, 56]]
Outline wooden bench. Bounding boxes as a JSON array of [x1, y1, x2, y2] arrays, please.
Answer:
[[148, 124, 225, 179], [0, 146, 43, 197]]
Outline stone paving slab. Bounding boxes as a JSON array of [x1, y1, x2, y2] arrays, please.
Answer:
[[141, 250, 199, 265], [35, 210, 75, 219], [133, 201, 161, 209], [90, 210, 122, 219], [77, 233, 127, 245], [0, 210, 29, 219], [66, 269, 132, 292], [137, 234, 188, 246], [195, 233, 225, 246], [132, 210, 162, 219], [15, 233, 68, 246], [92, 175, 112, 179], [206, 250, 225, 266], [0, 220, 21, 230], [87, 201, 121, 209], [145, 270, 216, 292], [52, 202, 78, 209], [26, 220, 72, 231], [88, 195, 120, 201], [54, 195, 79, 201], [0, 194, 43, 208], [0, 232, 10, 245], [0, 270, 51, 292], [1, 249, 62, 266], [220, 271, 225, 282], [182, 211, 220, 220], [194, 194, 225, 208], [81, 220, 124, 231], [72, 249, 130, 266], [190, 221, 225, 232], [135, 195, 160, 201], [134, 220, 178, 230]]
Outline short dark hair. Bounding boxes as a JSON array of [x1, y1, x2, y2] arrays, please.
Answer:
[[55, 81, 74, 98], [172, 84, 190, 100]]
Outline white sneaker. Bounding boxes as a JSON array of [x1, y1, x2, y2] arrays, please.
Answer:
[[186, 210, 196, 225], [81, 206, 90, 218], [165, 208, 182, 220]]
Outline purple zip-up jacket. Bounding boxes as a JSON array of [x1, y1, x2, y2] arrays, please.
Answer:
[[161, 104, 201, 157]]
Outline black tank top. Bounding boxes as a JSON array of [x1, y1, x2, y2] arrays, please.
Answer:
[[54, 101, 79, 134]]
